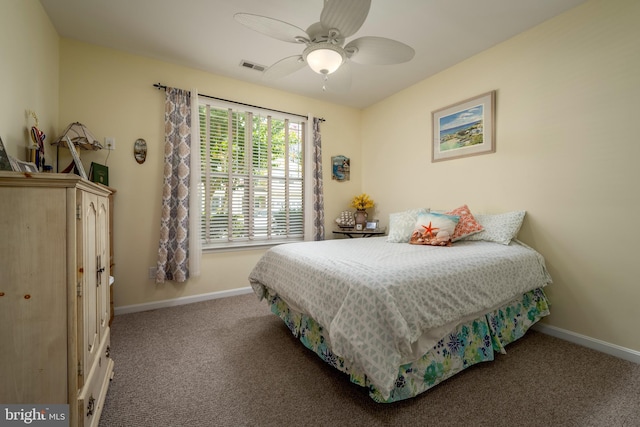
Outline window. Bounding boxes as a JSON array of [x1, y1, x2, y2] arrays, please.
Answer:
[[199, 99, 306, 249]]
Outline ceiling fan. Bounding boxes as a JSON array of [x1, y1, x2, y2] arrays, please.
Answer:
[[234, 0, 415, 90]]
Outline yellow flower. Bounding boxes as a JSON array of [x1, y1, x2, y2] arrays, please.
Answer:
[[351, 193, 375, 210]]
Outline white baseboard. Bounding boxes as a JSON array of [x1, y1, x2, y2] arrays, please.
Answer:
[[114, 286, 254, 316], [533, 323, 640, 364]]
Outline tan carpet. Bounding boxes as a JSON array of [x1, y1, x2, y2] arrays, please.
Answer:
[[99, 293, 640, 427]]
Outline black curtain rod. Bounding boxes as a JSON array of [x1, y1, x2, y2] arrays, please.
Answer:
[[153, 83, 324, 122]]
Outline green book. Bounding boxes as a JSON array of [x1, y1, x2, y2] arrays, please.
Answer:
[[90, 162, 109, 186]]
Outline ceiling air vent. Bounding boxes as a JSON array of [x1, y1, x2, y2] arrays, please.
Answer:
[[240, 60, 266, 72]]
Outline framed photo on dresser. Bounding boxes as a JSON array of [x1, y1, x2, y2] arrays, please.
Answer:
[[0, 137, 13, 171], [66, 136, 87, 179]]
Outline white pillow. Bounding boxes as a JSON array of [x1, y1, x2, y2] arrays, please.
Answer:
[[387, 208, 430, 243], [462, 211, 526, 245]]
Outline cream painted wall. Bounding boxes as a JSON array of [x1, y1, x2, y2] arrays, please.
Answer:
[[58, 39, 362, 308], [362, 0, 640, 352], [5, 0, 637, 354], [0, 0, 58, 161]]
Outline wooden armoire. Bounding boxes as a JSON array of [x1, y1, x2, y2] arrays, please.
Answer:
[[0, 172, 114, 427]]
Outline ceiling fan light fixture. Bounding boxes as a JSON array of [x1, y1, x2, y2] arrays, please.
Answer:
[[303, 43, 345, 75]]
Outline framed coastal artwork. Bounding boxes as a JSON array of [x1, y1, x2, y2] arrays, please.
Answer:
[[432, 90, 496, 162], [331, 155, 350, 181]]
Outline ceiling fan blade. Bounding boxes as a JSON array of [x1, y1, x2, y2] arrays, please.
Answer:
[[323, 62, 352, 93], [263, 55, 306, 80], [234, 13, 308, 43], [320, 0, 371, 38], [345, 36, 415, 65]]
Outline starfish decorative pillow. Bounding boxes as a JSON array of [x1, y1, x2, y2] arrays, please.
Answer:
[[409, 212, 460, 246]]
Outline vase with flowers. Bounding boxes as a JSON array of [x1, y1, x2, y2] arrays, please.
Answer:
[[351, 193, 375, 229]]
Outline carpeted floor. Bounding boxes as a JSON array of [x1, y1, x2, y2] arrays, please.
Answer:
[[99, 293, 640, 427]]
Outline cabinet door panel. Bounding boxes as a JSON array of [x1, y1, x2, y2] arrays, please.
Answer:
[[78, 191, 99, 388], [0, 187, 68, 403], [97, 195, 110, 341]]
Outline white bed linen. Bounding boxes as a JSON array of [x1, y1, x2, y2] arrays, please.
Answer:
[[249, 237, 551, 399]]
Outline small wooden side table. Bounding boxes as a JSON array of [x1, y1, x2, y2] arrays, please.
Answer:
[[332, 227, 387, 238]]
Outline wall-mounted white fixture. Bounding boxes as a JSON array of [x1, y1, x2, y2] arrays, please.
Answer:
[[105, 137, 115, 150]]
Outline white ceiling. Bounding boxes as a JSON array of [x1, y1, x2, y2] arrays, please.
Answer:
[[39, 0, 587, 109]]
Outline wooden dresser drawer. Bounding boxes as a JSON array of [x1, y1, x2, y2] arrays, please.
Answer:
[[77, 328, 114, 427]]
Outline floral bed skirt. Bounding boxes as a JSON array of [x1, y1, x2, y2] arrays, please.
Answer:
[[264, 287, 550, 403]]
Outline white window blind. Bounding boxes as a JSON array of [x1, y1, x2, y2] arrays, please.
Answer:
[[199, 99, 305, 249]]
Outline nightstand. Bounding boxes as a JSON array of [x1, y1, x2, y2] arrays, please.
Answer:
[[332, 227, 387, 238]]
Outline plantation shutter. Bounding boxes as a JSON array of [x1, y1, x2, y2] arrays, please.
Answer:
[[199, 99, 305, 249]]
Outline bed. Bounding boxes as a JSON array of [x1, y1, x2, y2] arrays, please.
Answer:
[[248, 209, 552, 403]]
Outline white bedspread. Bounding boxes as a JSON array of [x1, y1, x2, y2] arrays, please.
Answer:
[[249, 237, 551, 399]]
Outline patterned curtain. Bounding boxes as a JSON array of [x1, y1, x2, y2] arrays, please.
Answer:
[[188, 89, 202, 277], [311, 117, 325, 240], [156, 87, 192, 283]]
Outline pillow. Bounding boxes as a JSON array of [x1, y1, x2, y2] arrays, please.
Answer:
[[445, 204, 484, 242], [462, 211, 526, 245], [387, 208, 430, 243], [409, 212, 459, 246]]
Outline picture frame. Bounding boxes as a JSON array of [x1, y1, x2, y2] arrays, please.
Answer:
[[14, 159, 39, 173], [365, 220, 379, 231], [432, 90, 496, 162], [331, 155, 350, 181], [66, 136, 88, 179], [134, 138, 147, 164], [0, 136, 13, 171], [8, 155, 20, 172]]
